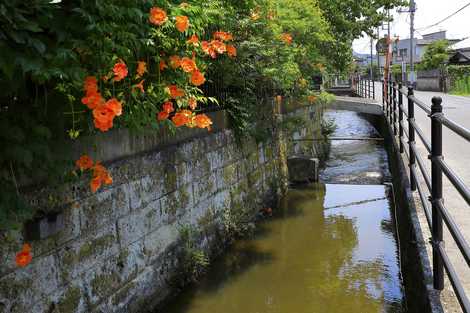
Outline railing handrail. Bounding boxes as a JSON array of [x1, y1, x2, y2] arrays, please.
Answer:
[[373, 79, 470, 313]]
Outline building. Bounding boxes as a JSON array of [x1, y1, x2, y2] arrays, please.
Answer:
[[379, 31, 462, 68], [449, 48, 470, 65]]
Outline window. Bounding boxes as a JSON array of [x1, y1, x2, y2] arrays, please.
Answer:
[[399, 49, 408, 58]]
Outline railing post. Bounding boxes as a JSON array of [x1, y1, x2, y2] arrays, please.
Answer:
[[373, 80, 376, 100], [389, 81, 393, 123], [360, 77, 363, 97], [408, 87, 417, 191], [393, 82, 397, 135], [398, 83, 404, 153], [431, 96, 444, 291], [382, 81, 385, 110]]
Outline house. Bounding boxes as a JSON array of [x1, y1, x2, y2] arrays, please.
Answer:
[[448, 48, 470, 65], [379, 31, 462, 68]]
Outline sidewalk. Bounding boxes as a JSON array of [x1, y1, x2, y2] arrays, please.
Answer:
[[375, 84, 470, 313]]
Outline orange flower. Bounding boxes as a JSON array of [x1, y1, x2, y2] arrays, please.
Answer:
[[133, 80, 145, 93], [158, 111, 169, 121], [136, 61, 147, 77], [213, 31, 233, 42], [105, 98, 122, 116], [84, 76, 98, 93], [168, 85, 185, 98], [113, 61, 128, 81], [175, 16, 189, 32], [188, 97, 197, 110], [201, 41, 216, 58], [82, 91, 104, 110], [172, 110, 192, 127], [93, 105, 115, 132], [281, 33, 293, 45], [187, 34, 199, 46], [149, 7, 168, 26], [226, 45, 237, 57], [194, 114, 212, 130], [180, 57, 197, 73], [169, 55, 181, 69], [307, 95, 317, 103], [90, 176, 102, 193], [211, 40, 226, 54], [163, 101, 174, 113], [76, 155, 94, 171], [16, 244, 32, 268], [190, 70, 205, 86], [160, 60, 168, 72], [90, 163, 112, 193]]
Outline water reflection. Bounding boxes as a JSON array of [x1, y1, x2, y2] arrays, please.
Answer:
[[161, 184, 405, 313]]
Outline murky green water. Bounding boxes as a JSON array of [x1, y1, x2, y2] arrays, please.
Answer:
[[162, 183, 406, 313]]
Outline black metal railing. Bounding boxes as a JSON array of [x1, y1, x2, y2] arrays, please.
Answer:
[[353, 75, 375, 99], [373, 79, 470, 312]]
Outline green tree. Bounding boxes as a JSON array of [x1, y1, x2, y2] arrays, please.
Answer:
[[318, 0, 407, 71], [418, 39, 450, 70]]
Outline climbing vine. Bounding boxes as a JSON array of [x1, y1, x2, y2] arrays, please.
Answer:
[[1, 0, 406, 267]]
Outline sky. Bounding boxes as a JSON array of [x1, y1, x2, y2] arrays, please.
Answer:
[[352, 0, 470, 54]]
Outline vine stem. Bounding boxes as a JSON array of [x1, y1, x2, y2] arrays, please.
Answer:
[[9, 161, 20, 196]]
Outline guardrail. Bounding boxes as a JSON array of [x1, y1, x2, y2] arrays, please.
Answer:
[[377, 80, 470, 312], [352, 76, 375, 99]]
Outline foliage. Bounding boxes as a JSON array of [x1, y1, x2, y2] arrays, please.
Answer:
[[318, 0, 406, 71], [178, 224, 210, 281], [451, 76, 470, 96], [0, 0, 231, 232], [417, 40, 450, 71], [448, 65, 470, 95], [0, 0, 403, 234]]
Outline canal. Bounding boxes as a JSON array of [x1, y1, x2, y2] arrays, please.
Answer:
[[159, 109, 410, 313]]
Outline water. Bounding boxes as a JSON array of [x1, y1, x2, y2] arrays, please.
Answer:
[[321, 110, 391, 184], [160, 109, 406, 313]]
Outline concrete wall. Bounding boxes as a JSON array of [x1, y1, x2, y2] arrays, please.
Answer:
[[417, 69, 442, 92], [0, 100, 323, 313]]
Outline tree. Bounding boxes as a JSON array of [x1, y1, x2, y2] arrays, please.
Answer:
[[317, 0, 407, 71], [418, 40, 450, 70]]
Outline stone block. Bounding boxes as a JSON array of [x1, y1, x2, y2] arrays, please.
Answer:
[[287, 156, 319, 183], [116, 199, 161, 246], [160, 184, 193, 225], [192, 173, 217, 205], [58, 223, 119, 281], [79, 184, 130, 233], [143, 224, 179, 266]]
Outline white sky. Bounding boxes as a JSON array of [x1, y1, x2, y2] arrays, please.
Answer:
[[353, 0, 470, 54]]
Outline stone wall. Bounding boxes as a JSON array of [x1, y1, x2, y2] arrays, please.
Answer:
[[0, 99, 322, 313], [283, 100, 328, 161]]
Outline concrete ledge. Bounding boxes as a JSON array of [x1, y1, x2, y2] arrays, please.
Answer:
[[72, 110, 229, 164], [331, 96, 383, 116]]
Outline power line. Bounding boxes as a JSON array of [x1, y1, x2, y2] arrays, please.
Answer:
[[417, 1, 470, 31]]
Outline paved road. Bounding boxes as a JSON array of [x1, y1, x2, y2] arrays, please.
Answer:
[[374, 84, 470, 312]]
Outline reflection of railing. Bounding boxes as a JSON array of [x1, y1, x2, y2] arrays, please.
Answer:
[[352, 75, 375, 99], [377, 79, 470, 312]]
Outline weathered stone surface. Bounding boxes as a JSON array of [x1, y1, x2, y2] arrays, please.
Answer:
[[0, 100, 323, 313]]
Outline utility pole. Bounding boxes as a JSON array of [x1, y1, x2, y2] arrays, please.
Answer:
[[377, 27, 381, 76], [370, 37, 374, 80], [409, 0, 416, 86]]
